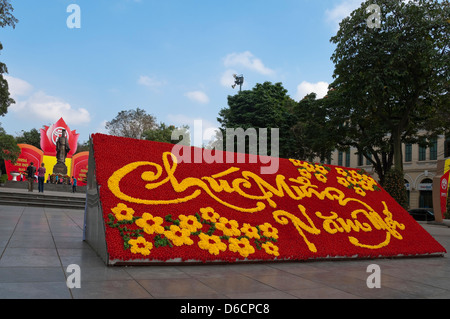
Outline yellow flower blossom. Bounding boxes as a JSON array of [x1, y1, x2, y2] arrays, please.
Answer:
[[354, 187, 366, 197], [200, 207, 220, 223], [216, 217, 241, 237], [365, 176, 377, 185], [304, 163, 316, 173], [358, 180, 375, 191], [262, 242, 280, 257], [135, 213, 165, 235], [350, 170, 362, 180], [240, 223, 260, 239], [289, 159, 303, 167], [179, 214, 203, 233], [346, 176, 358, 184], [259, 223, 279, 240], [337, 177, 350, 188], [229, 238, 255, 258], [111, 203, 135, 221], [164, 225, 194, 247], [315, 173, 327, 183], [198, 233, 226, 255], [314, 165, 328, 175], [128, 237, 153, 256], [298, 169, 311, 179], [335, 167, 348, 176]]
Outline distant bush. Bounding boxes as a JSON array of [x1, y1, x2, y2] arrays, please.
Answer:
[[384, 169, 409, 210]]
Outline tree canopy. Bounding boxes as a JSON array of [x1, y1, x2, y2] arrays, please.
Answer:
[[329, 0, 449, 175], [142, 122, 190, 145], [0, 125, 20, 165], [105, 108, 158, 140], [15, 128, 41, 149], [217, 82, 297, 158], [0, 0, 18, 116]]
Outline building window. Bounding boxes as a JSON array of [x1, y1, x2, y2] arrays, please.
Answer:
[[418, 178, 433, 208], [445, 135, 450, 158], [338, 151, 343, 166], [429, 138, 437, 161], [358, 153, 364, 166], [345, 149, 351, 167], [405, 144, 412, 162], [366, 154, 372, 166], [419, 145, 427, 161]]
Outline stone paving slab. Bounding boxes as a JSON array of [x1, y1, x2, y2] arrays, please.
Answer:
[[0, 204, 449, 300]]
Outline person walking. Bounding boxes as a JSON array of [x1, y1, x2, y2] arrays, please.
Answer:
[[37, 163, 46, 193], [72, 176, 77, 193], [26, 162, 36, 192]]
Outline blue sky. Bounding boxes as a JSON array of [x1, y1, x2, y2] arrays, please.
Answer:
[[1, 0, 366, 144]]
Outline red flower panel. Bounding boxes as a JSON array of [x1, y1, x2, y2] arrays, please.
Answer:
[[91, 133, 447, 264]]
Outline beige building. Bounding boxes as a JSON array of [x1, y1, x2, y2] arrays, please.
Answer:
[[326, 135, 450, 210]]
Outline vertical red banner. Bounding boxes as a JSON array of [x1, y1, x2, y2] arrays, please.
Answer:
[[71, 152, 89, 186], [440, 171, 450, 219]]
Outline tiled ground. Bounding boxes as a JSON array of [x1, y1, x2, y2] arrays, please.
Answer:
[[0, 204, 449, 299]]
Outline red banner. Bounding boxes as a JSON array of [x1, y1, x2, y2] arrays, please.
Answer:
[[4, 144, 44, 181], [91, 133, 446, 264], [71, 152, 89, 186], [441, 171, 450, 219]]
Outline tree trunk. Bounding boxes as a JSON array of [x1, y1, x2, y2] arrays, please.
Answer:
[[392, 126, 403, 173]]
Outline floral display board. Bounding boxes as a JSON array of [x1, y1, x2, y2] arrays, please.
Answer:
[[88, 133, 446, 265]]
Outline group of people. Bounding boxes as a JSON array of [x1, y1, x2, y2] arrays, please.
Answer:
[[25, 162, 78, 193]]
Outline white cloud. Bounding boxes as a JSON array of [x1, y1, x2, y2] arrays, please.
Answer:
[[184, 91, 210, 104], [4, 75, 33, 98], [220, 69, 238, 88], [224, 51, 274, 76], [137, 75, 165, 90], [295, 81, 329, 100], [6, 75, 91, 125], [325, 0, 363, 30], [95, 120, 109, 134], [326, 0, 417, 30]]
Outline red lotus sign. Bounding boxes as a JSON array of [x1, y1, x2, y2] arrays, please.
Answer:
[[40, 117, 79, 157]]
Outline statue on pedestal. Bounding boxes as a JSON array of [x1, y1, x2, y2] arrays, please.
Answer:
[[53, 129, 71, 175]]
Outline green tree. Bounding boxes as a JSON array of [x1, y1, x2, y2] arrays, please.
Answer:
[[0, 0, 19, 116], [217, 82, 297, 159], [142, 122, 190, 145], [0, 125, 20, 175], [318, 87, 397, 185], [330, 0, 449, 175], [291, 93, 336, 162], [383, 168, 409, 209], [75, 140, 90, 154], [15, 128, 41, 148], [105, 108, 157, 140]]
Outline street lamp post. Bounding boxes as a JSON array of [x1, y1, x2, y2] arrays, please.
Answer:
[[232, 74, 244, 92]]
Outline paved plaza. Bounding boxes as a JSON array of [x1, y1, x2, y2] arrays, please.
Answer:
[[0, 191, 449, 299]]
